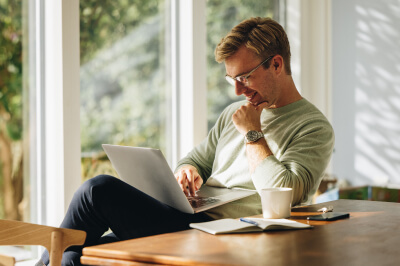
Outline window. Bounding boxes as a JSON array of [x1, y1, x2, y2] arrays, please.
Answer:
[[80, 1, 172, 181], [0, 0, 28, 223], [0, 0, 34, 260]]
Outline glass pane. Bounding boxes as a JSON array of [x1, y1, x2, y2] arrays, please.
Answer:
[[0, 0, 28, 221], [80, 1, 170, 181], [0, 0, 33, 259], [206, 0, 279, 129]]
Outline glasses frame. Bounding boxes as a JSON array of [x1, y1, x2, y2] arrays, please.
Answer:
[[225, 55, 274, 87]]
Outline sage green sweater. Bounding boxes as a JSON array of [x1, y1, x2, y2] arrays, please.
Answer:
[[175, 99, 334, 219]]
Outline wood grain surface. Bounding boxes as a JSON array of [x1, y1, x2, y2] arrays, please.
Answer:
[[81, 200, 400, 266]]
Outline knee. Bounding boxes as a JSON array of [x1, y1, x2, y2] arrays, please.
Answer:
[[84, 174, 116, 188], [74, 175, 117, 203]]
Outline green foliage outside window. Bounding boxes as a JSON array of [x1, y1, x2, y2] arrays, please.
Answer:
[[0, 0, 24, 220], [80, 0, 167, 180]]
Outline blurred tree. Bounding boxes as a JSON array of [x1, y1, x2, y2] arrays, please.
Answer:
[[80, 0, 161, 65], [0, 0, 24, 220], [80, 0, 166, 180]]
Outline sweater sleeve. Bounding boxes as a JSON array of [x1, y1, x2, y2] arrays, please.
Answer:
[[174, 103, 235, 182], [251, 118, 335, 205]]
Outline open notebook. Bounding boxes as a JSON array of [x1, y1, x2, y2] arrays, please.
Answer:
[[190, 218, 312, 234]]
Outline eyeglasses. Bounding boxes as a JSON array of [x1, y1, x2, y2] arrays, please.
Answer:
[[225, 55, 274, 87]]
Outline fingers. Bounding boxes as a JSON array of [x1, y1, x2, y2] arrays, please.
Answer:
[[175, 171, 189, 196], [188, 175, 197, 196], [174, 166, 201, 196], [256, 101, 269, 111], [243, 102, 262, 114], [233, 103, 264, 135], [186, 168, 203, 196], [246, 102, 267, 113], [194, 177, 203, 191]]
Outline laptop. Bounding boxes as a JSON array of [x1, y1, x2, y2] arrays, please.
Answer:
[[102, 144, 256, 214]]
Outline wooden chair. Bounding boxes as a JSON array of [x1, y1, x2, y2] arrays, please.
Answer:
[[0, 253, 15, 266], [0, 219, 86, 266]]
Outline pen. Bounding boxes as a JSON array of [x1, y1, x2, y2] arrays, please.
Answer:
[[239, 218, 259, 226]]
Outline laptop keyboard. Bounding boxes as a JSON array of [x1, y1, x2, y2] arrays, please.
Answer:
[[187, 196, 220, 208]]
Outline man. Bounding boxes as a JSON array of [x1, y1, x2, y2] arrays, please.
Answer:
[[38, 17, 334, 265], [175, 17, 334, 219]]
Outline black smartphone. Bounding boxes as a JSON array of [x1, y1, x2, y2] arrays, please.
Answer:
[[307, 212, 350, 221]]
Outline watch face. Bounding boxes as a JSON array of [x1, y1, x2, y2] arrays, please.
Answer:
[[247, 131, 259, 142], [246, 130, 263, 142]]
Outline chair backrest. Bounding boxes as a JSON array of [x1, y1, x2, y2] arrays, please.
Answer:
[[0, 220, 86, 266], [0, 254, 15, 266]]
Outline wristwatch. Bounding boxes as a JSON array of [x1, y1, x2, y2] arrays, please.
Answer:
[[244, 130, 264, 143]]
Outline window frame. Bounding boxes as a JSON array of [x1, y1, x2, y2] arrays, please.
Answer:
[[287, 0, 332, 120], [31, 0, 81, 227], [33, 0, 208, 225]]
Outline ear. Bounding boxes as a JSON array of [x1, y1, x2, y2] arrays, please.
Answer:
[[272, 55, 284, 76]]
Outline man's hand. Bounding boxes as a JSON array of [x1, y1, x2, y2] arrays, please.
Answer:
[[232, 102, 269, 135], [174, 165, 203, 196], [233, 102, 273, 173]]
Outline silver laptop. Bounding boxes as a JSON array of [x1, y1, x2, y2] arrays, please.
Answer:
[[102, 144, 256, 214]]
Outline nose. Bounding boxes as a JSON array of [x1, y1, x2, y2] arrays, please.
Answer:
[[235, 81, 247, 96]]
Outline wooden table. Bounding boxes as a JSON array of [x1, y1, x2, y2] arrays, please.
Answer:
[[81, 199, 400, 265]]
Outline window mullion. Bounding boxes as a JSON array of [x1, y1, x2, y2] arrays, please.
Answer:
[[177, 0, 207, 160], [42, 0, 80, 226]]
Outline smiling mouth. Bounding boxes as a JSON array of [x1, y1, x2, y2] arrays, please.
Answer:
[[246, 92, 257, 102]]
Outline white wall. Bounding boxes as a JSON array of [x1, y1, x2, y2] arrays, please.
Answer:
[[332, 0, 400, 187]]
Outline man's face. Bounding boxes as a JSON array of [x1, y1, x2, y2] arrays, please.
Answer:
[[225, 45, 280, 108]]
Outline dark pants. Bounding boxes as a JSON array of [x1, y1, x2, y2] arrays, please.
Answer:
[[40, 175, 212, 266]]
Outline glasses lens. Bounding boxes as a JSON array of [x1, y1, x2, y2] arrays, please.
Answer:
[[237, 76, 248, 85], [225, 75, 236, 86]]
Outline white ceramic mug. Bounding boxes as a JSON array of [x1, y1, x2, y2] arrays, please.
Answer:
[[260, 188, 293, 219]]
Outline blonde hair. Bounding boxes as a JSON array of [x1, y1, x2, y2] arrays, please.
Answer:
[[215, 17, 291, 75]]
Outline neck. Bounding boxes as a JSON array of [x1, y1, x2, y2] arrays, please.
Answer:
[[277, 75, 302, 107]]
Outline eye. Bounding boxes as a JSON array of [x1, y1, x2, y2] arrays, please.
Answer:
[[237, 76, 247, 83]]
